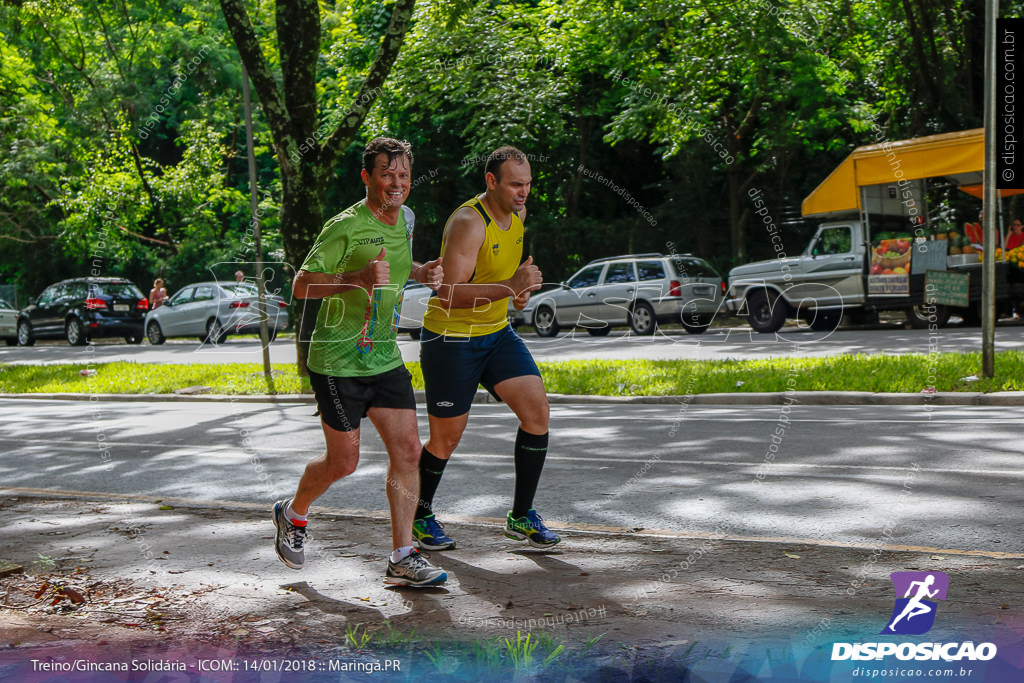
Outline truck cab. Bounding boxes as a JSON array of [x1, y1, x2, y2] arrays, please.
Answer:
[[727, 221, 868, 333]]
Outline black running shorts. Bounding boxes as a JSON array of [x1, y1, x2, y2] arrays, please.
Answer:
[[308, 365, 416, 433], [419, 325, 541, 418]]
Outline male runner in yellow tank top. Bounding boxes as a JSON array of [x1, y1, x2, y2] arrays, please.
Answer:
[[414, 146, 559, 550]]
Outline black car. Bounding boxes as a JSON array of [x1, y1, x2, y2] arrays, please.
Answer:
[[17, 277, 149, 346]]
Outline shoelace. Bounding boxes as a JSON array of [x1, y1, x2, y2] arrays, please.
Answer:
[[404, 552, 430, 569], [288, 524, 306, 550], [527, 512, 553, 534]]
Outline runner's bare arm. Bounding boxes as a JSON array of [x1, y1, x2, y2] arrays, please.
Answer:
[[293, 248, 389, 299], [436, 208, 541, 309]]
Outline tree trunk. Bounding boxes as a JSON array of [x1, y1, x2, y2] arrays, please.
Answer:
[[280, 161, 326, 374], [728, 163, 744, 264], [220, 0, 417, 376]]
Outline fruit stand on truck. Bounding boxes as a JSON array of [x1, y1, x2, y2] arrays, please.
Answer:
[[726, 128, 1021, 334]]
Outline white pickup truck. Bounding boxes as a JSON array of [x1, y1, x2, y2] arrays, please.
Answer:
[[725, 129, 1015, 334]]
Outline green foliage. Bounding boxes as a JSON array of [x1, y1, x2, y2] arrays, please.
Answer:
[[471, 637, 504, 673], [0, 0, 275, 297], [344, 623, 373, 649], [2, 352, 1023, 396], [423, 641, 460, 674], [0, 362, 302, 395], [4, 0, 1024, 296], [535, 352, 1024, 395], [372, 622, 417, 649], [503, 631, 538, 671]]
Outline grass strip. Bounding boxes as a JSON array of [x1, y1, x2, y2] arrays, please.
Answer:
[[1, 352, 1022, 395]]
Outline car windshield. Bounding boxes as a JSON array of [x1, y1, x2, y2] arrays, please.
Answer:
[[568, 265, 604, 289], [91, 282, 143, 299], [0, 298, 12, 310]]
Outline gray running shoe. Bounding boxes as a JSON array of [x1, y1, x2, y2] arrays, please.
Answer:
[[385, 549, 447, 587], [272, 500, 306, 569]]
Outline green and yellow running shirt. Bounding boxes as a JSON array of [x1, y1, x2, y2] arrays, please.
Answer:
[[301, 201, 413, 377], [422, 196, 524, 337]]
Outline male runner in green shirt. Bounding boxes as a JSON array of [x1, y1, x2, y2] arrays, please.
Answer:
[[272, 137, 447, 586]]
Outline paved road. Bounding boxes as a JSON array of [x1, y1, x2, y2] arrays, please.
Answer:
[[3, 321, 1024, 365], [2, 398, 1019, 556]]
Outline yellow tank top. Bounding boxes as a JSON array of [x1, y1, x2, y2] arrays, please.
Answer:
[[422, 196, 524, 337]]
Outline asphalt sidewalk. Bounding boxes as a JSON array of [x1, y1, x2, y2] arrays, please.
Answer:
[[1, 493, 1021, 678]]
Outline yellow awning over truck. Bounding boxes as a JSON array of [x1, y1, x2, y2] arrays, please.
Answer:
[[801, 128, 986, 216]]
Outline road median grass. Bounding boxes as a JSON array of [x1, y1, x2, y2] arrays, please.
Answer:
[[1, 352, 1023, 395]]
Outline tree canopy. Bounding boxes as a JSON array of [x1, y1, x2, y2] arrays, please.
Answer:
[[0, 0, 1016, 303]]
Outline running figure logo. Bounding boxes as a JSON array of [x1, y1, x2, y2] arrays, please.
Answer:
[[881, 571, 950, 635]]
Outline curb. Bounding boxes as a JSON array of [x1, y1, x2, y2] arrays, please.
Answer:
[[3, 390, 1024, 405]]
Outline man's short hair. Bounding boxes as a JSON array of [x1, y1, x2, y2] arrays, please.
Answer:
[[363, 137, 413, 174], [485, 146, 528, 182]]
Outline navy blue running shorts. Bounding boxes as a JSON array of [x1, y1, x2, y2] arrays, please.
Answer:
[[419, 325, 541, 418], [308, 365, 416, 432]]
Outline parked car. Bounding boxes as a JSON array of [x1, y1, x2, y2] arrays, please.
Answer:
[[522, 253, 726, 336], [0, 298, 17, 346], [397, 280, 432, 339], [398, 281, 526, 339], [17, 278, 148, 346], [144, 281, 289, 345]]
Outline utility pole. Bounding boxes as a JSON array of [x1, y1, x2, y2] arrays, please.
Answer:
[[982, 0, 998, 377], [242, 64, 274, 388]]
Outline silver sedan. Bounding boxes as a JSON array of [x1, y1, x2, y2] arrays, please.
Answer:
[[0, 298, 17, 346], [397, 281, 431, 340], [144, 282, 289, 345]]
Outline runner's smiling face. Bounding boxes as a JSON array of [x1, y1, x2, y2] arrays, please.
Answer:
[[486, 159, 532, 214], [362, 153, 411, 218]]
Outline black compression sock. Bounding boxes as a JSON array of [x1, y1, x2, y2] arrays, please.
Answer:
[[416, 447, 448, 521], [512, 428, 549, 518]]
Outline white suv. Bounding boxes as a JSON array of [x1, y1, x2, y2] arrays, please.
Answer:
[[523, 253, 725, 336]]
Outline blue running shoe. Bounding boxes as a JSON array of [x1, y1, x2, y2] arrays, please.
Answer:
[[505, 509, 560, 548], [412, 514, 456, 550]]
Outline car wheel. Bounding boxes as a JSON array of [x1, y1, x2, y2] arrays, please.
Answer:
[[629, 301, 656, 335], [66, 318, 87, 346], [585, 325, 611, 337], [746, 290, 787, 334], [533, 305, 560, 337], [808, 311, 842, 332], [681, 316, 710, 334], [959, 304, 981, 327], [906, 304, 950, 329], [205, 318, 228, 345], [147, 321, 166, 345], [267, 327, 278, 342], [408, 328, 421, 340], [17, 320, 34, 346]]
